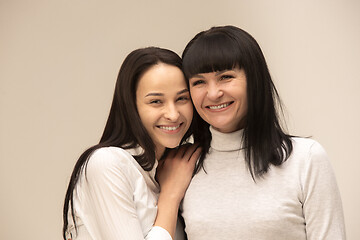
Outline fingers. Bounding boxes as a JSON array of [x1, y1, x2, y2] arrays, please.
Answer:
[[181, 143, 200, 162], [188, 145, 202, 165], [163, 143, 190, 161], [174, 143, 192, 158], [165, 148, 177, 159], [163, 143, 201, 166]]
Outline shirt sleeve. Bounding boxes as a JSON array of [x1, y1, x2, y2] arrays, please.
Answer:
[[301, 141, 346, 239], [75, 148, 172, 240]]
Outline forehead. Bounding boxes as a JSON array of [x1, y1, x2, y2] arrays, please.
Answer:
[[136, 64, 187, 94]]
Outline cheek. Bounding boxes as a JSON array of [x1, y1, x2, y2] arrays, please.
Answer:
[[137, 106, 156, 128], [136, 105, 147, 121], [182, 103, 194, 121], [190, 89, 203, 108], [241, 91, 248, 109]]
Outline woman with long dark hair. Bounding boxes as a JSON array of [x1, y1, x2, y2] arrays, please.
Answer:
[[63, 47, 200, 240], [178, 26, 345, 239]]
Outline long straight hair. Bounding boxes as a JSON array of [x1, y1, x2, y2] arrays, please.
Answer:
[[62, 47, 191, 239], [182, 26, 293, 178]]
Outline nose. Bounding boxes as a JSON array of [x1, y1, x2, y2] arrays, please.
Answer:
[[163, 103, 180, 121], [206, 82, 223, 100]]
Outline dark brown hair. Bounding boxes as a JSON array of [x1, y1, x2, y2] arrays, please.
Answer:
[[183, 26, 293, 178], [62, 47, 191, 239]]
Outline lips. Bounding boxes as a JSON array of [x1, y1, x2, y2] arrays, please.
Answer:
[[157, 123, 183, 133], [206, 101, 233, 110]]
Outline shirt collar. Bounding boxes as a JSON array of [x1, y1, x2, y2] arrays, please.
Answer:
[[125, 145, 158, 183]]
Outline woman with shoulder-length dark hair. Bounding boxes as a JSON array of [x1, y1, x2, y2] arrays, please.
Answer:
[[63, 47, 200, 240], [178, 26, 345, 239]]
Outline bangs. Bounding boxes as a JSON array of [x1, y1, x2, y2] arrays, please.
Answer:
[[182, 33, 243, 78]]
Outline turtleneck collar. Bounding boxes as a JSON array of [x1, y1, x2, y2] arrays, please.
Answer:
[[210, 126, 244, 152]]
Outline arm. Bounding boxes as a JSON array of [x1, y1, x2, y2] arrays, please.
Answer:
[[76, 148, 171, 240], [302, 141, 346, 239], [155, 144, 201, 239]]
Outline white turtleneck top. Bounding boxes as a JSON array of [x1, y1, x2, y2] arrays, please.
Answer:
[[66, 147, 185, 240], [181, 127, 346, 240]]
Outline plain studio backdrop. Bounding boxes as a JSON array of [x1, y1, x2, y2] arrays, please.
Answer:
[[1, 0, 359, 239]]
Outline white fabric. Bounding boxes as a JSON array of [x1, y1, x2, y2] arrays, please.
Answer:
[[182, 126, 346, 240], [66, 146, 174, 240]]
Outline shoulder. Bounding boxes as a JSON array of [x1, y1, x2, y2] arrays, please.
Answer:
[[289, 137, 332, 174], [89, 147, 134, 167], [291, 137, 327, 159], [85, 147, 139, 180]]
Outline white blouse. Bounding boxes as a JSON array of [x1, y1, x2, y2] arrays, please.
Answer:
[[66, 146, 177, 240]]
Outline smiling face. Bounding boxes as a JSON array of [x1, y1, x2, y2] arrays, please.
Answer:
[[189, 67, 247, 133], [136, 63, 193, 158]]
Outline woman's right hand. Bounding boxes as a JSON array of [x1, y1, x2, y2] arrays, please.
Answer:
[[154, 144, 200, 239], [156, 144, 201, 203]]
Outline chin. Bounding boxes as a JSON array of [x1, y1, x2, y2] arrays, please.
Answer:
[[160, 140, 180, 149], [166, 143, 181, 149], [209, 122, 224, 130]]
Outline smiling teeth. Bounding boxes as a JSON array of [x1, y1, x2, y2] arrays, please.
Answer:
[[159, 125, 180, 131], [209, 103, 230, 109]]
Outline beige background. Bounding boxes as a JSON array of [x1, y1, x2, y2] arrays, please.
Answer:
[[1, 0, 359, 239]]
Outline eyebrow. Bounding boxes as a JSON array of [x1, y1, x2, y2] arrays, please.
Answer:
[[144, 88, 189, 97], [191, 70, 231, 79]]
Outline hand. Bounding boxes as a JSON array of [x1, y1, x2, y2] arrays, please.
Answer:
[[156, 144, 201, 203]]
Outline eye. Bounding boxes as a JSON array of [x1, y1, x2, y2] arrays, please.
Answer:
[[177, 95, 189, 102], [191, 80, 205, 86], [220, 74, 234, 80], [149, 99, 162, 104]]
